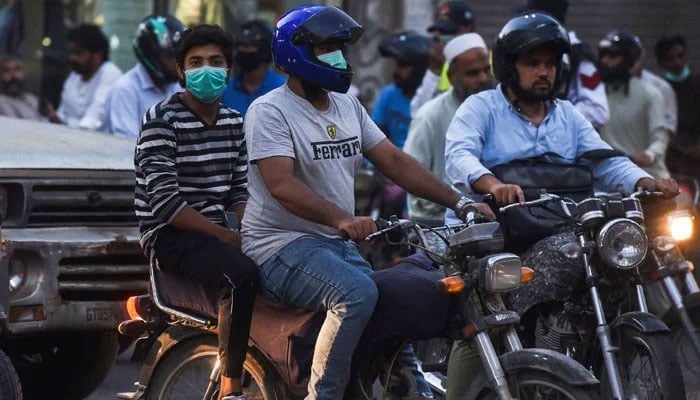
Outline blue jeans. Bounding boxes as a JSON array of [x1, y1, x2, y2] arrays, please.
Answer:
[[259, 237, 378, 400]]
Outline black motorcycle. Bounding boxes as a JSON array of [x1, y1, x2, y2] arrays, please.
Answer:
[[116, 216, 601, 400], [505, 190, 686, 400], [638, 189, 700, 399]]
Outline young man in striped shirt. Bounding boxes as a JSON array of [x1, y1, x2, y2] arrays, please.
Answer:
[[134, 24, 257, 400]]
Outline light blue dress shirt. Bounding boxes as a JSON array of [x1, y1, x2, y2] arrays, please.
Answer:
[[105, 63, 181, 140], [445, 85, 650, 196]]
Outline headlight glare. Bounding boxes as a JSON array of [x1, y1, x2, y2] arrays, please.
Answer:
[[668, 210, 694, 241], [596, 219, 647, 269], [483, 254, 522, 292]]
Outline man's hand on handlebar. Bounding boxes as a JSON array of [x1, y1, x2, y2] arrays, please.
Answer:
[[337, 216, 378, 242], [490, 183, 525, 205], [636, 177, 679, 197]]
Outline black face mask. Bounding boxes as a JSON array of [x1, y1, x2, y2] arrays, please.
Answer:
[[235, 51, 264, 73], [393, 68, 424, 95]]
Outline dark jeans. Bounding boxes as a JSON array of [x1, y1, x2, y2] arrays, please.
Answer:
[[154, 226, 259, 378]]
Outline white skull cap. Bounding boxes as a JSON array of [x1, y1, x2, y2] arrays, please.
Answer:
[[444, 33, 487, 65]]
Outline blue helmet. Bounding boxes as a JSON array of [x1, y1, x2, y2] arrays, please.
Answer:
[[272, 5, 364, 93]]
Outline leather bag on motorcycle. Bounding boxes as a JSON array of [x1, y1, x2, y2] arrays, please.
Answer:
[[491, 158, 593, 250]]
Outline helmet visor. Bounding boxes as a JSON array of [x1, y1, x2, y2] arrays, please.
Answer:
[[291, 7, 364, 46]]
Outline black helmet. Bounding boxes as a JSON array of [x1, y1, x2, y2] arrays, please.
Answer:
[[133, 14, 185, 82], [492, 12, 570, 95], [378, 31, 432, 66], [237, 19, 273, 49], [597, 28, 643, 70]]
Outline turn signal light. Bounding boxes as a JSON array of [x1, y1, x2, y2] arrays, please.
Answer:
[[126, 296, 142, 320], [520, 267, 535, 283], [438, 276, 465, 294]]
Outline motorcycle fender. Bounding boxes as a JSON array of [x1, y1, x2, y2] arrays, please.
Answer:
[[610, 311, 670, 334], [499, 348, 599, 386], [136, 326, 214, 390]]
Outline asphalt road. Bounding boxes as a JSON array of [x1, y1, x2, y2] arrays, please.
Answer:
[[85, 346, 140, 400]]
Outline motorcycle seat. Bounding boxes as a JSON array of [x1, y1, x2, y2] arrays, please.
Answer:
[[150, 264, 219, 326]]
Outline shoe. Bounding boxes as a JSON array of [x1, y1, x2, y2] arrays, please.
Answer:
[[222, 395, 246, 400]]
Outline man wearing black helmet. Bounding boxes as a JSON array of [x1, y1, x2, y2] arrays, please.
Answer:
[[242, 5, 492, 399], [442, 14, 677, 399], [372, 30, 431, 148], [104, 14, 185, 139], [597, 29, 671, 179], [221, 19, 285, 117]]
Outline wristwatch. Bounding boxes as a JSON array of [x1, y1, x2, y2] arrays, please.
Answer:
[[454, 195, 475, 211]]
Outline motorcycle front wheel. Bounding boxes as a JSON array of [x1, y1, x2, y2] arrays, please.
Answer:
[[145, 336, 285, 400], [603, 327, 686, 400], [472, 369, 600, 400]]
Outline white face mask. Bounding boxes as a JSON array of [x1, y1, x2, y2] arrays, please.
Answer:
[[316, 50, 348, 69]]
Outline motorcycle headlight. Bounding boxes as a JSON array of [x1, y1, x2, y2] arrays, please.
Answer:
[[482, 253, 522, 292], [9, 255, 26, 293], [668, 210, 694, 242], [596, 219, 647, 269]]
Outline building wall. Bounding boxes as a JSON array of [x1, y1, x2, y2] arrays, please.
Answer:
[[464, 0, 700, 74]]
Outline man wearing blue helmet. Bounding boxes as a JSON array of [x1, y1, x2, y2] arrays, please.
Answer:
[[241, 5, 493, 399]]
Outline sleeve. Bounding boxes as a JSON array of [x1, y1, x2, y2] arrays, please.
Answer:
[[105, 83, 140, 139], [572, 107, 650, 193], [134, 110, 187, 223], [410, 70, 440, 116], [357, 96, 387, 152], [224, 131, 249, 208], [79, 65, 123, 131], [404, 108, 436, 170], [371, 87, 388, 132], [570, 61, 609, 128], [244, 102, 296, 162], [444, 98, 492, 193], [659, 80, 678, 134], [645, 86, 671, 159]]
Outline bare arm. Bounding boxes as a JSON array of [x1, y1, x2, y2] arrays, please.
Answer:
[[170, 205, 241, 248], [256, 156, 375, 241], [472, 174, 525, 205]]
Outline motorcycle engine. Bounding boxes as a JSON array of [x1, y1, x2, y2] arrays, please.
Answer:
[[535, 308, 580, 355]]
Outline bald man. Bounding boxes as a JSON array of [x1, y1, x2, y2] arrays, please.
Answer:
[[404, 33, 494, 225]]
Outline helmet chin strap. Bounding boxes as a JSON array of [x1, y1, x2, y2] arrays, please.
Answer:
[[300, 79, 327, 102]]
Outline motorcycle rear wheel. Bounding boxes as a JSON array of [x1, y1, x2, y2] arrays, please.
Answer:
[[145, 336, 285, 400], [472, 369, 600, 400]]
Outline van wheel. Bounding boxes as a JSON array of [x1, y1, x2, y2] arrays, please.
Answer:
[[15, 331, 118, 400], [0, 348, 22, 400], [146, 335, 285, 400]]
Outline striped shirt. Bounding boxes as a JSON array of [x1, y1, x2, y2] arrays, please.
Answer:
[[134, 93, 248, 254]]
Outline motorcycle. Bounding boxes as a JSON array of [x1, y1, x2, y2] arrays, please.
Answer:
[[354, 163, 409, 269], [638, 189, 700, 399], [505, 190, 686, 399], [117, 214, 601, 400]]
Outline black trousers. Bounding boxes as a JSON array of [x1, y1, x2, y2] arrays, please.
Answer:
[[154, 226, 259, 378]]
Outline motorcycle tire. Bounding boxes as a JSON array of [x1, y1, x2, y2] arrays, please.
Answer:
[[673, 321, 700, 400], [470, 369, 601, 400], [602, 327, 686, 400], [145, 335, 285, 400], [0, 348, 21, 400]]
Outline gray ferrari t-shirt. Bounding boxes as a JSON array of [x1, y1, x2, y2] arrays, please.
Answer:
[[241, 84, 386, 264]]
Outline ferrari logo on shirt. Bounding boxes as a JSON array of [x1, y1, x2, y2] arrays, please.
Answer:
[[326, 125, 337, 140]]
